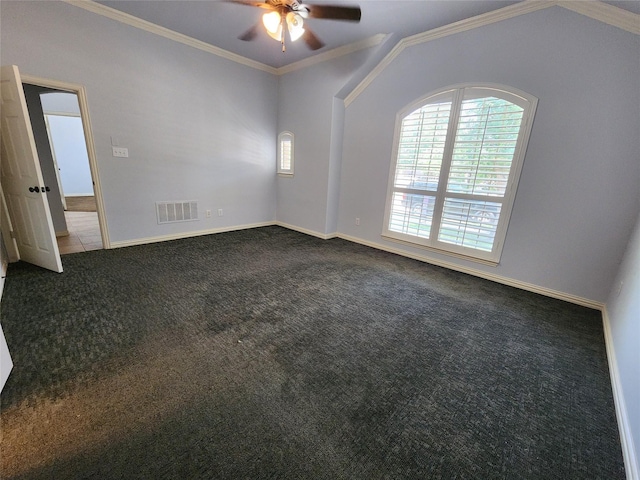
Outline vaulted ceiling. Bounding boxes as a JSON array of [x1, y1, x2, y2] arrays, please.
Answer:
[[93, 0, 640, 69]]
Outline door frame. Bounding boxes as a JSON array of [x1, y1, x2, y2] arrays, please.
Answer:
[[21, 74, 110, 249]]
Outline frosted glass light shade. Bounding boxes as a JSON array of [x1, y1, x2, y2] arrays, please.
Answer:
[[286, 12, 305, 42], [262, 11, 282, 41]]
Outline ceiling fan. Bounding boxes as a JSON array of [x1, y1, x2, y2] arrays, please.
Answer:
[[229, 0, 361, 52]]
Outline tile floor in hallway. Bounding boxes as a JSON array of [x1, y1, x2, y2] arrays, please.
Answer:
[[57, 211, 102, 255]]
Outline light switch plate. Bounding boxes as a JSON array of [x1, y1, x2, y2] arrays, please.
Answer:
[[112, 146, 129, 158]]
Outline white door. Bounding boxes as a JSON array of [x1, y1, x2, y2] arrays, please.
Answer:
[[43, 114, 67, 210], [0, 65, 62, 273]]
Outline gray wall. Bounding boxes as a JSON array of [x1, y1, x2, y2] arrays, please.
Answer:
[[40, 92, 94, 197], [46, 114, 94, 196], [22, 84, 68, 234], [2, 1, 639, 468], [1, 0, 278, 244], [338, 7, 640, 304], [607, 212, 640, 469], [276, 49, 371, 235]]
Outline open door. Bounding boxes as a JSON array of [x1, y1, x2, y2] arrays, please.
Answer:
[[0, 65, 62, 273]]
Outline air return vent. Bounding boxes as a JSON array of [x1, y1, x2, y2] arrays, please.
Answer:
[[156, 201, 198, 224]]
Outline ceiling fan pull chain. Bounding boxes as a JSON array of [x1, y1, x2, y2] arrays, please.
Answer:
[[281, 14, 286, 52]]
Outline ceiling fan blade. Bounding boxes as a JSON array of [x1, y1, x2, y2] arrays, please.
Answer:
[[227, 0, 273, 9], [239, 23, 260, 41], [302, 27, 324, 50], [306, 4, 361, 22]]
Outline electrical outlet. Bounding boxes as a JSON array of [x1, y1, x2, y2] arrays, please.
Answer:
[[218, 209, 223, 217], [206, 210, 211, 218], [355, 217, 360, 226], [112, 146, 129, 158]]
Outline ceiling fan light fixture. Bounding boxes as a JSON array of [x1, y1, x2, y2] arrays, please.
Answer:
[[286, 12, 305, 42], [262, 11, 282, 40]]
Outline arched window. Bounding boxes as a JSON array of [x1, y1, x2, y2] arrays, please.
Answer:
[[278, 131, 294, 175], [383, 85, 537, 264]]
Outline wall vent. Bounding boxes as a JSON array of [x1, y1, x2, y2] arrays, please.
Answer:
[[156, 201, 199, 224]]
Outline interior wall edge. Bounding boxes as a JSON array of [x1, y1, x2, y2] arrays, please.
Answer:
[[275, 221, 337, 240], [602, 306, 640, 480]]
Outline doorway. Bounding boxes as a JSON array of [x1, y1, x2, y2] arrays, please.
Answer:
[[20, 74, 109, 253], [41, 93, 102, 253]]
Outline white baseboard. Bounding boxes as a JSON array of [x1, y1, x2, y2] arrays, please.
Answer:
[[109, 221, 276, 249], [274, 221, 337, 240], [602, 307, 639, 480], [5, 220, 635, 475], [115, 218, 605, 303], [107, 222, 602, 309], [336, 232, 603, 310]]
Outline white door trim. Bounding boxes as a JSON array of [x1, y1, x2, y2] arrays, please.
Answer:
[[1, 65, 62, 272], [21, 74, 110, 249]]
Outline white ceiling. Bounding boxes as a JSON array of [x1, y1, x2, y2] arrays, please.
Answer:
[[96, 0, 640, 69]]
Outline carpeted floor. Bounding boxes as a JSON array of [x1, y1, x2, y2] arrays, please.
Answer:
[[0, 226, 624, 479]]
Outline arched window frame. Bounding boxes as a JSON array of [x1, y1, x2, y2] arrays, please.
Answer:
[[382, 84, 538, 265], [277, 131, 294, 176]]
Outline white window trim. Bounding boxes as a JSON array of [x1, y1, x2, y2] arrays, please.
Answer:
[[382, 83, 538, 265], [277, 131, 294, 176]]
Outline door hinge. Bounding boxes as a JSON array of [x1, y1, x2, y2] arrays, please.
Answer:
[[10, 230, 16, 239]]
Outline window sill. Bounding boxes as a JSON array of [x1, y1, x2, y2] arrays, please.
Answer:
[[381, 234, 499, 267]]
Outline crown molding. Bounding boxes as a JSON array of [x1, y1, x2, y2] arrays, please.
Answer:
[[276, 34, 386, 75], [558, 0, 640, 35], [64, 1, 384, 76], [344, 0, 640, 107], [63, 0, 279, 74], [344, 0, 556, 107], [64, 0, 639, 80]]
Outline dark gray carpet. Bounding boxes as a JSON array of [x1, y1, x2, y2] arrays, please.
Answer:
[[0, 226, 624, 479]]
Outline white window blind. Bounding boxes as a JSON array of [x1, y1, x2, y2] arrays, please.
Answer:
[[278, 131, 294, 175], [383, 85, 537, 263]]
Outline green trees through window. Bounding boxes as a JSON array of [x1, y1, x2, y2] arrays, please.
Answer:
[[384, 85, 537, 263]]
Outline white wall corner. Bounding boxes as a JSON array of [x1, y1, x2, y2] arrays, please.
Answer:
[[602, 306, 640, 480], [276, 34, 386, 75], [275, 221, 337, 240]]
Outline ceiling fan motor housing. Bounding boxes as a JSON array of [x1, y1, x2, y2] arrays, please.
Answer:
[[267, 0, 302, 9]]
